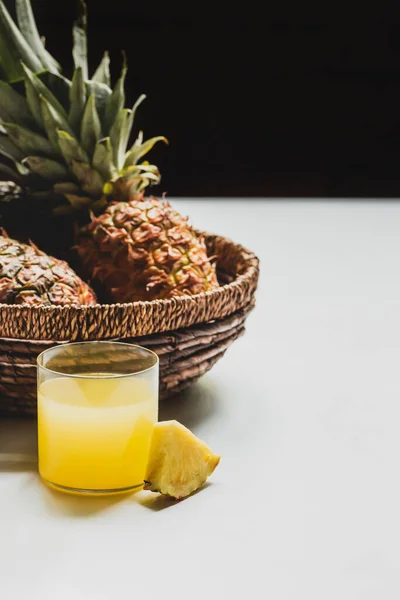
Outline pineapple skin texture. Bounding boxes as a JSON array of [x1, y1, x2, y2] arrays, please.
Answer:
[[0, 235, 97, 306], [76, 195, 219, 302], [144, 420, 221, 500]]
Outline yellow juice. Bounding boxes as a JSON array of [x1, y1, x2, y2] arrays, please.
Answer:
[[38, 375, 158, 493]]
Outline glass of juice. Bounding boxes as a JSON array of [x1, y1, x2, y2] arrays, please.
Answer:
[[37, 341, 158, 496]]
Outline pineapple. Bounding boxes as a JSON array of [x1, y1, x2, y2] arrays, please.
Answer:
[[0, 0, 219, 301], [144, 420, 220, 499], [77, 195, 218, 301], [0, 233, 96, 305]]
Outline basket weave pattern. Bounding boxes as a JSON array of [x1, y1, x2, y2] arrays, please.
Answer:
[[0, 233, 259, 416]]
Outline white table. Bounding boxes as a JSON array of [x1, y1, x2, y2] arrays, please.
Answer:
[[1, 199, 400, 599]]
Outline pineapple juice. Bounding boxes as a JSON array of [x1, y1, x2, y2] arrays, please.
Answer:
[[38, 374, 158, 493]]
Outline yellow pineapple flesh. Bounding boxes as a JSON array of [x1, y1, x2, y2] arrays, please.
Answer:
[[144, 420, 220, 499]]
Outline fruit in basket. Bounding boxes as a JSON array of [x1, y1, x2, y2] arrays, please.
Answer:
[[0, 0, 219, 301], [144, 420, 220, 499], [77, 195, 219, 301], [0, 232, 96, 305]]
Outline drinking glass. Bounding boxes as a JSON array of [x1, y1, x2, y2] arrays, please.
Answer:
[[37, 341, 158, 495]]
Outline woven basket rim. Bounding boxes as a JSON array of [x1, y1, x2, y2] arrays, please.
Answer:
[[0, 266, 254, 311], [0, 231, 260, 340], [0, 275, 253, 312], [0, 231, 258, 312]]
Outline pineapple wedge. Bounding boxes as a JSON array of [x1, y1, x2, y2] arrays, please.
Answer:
[[144, 420, 220, 499]]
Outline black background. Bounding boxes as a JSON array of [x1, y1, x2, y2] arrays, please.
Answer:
[[5, 0, 400, 197]]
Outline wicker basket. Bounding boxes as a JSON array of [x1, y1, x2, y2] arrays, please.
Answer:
[[0, 232, 259, 416]]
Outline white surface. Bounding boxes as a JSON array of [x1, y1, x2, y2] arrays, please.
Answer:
[[1, 199, 400, 599]]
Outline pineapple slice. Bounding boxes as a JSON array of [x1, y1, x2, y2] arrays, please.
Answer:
[[144, 420, 220, 499]]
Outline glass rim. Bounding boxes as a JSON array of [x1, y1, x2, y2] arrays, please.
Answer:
[[37, 341, 159, 379]]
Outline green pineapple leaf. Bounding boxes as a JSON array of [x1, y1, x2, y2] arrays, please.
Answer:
[[41, 72, 71, 109], [0, 81, 36, 129], [119, 163, 161, 194], [85, 80, 111, 124], [23, 68, 43, 127], [15, 0, 61, 74], [22, 156, 69, 180], [72, 0, 88, 80], [123, 164, 161, 182], [53, 182, 80, 195], [121, 93, 146, 158], [0, 34, 24, 83], [104, 63, 127, 133], [90, 197, 107, 213], [40, 95, 73, 151], [92, 137, 117, 181], [0, 0, 43, 81], [2, 122, 54, 156], [92, 51, 110, 87], [80, 94, 102, 156], [0, 132, 24, 161], [71, 159, 103, 196], [137, 176, 158, 193], [138, 170, 160, 182], [0, 162, 23, 182], [68, 67, 86, 134], [110, 108, 132, 171], [15, 159, 30, 176], [22, 62, 68, 127], [57, 129, 89, 165], [0, 146, 19, 168], [131, 163, 161, 173], [124, 135, 168, 167], [130, 93, 146, 122], [64, 193, 93, 210]]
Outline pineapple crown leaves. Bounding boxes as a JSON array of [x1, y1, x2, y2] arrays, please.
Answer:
[[0, 0, 168, 215], [72, 0, 88, 81]]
